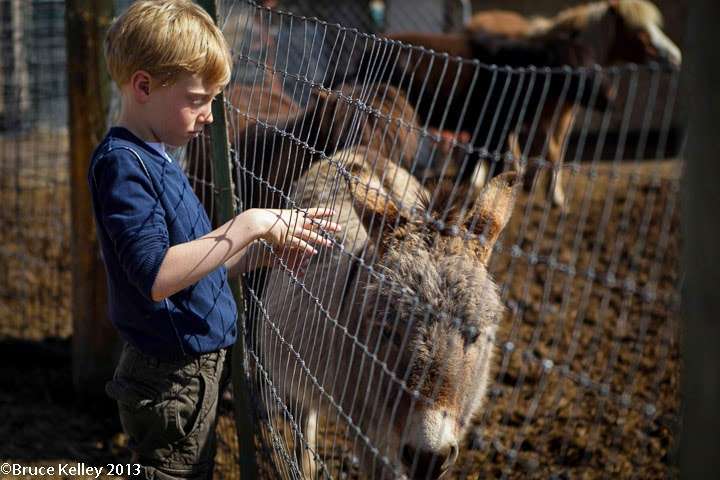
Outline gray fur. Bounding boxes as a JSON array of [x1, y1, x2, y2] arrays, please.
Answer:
[[260, 148, 516, 479]]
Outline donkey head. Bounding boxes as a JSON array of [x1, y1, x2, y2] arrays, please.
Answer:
[[347, 169, 518, 479]]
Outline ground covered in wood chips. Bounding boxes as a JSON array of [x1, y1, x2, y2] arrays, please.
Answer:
[[1, 158, 680, 479]]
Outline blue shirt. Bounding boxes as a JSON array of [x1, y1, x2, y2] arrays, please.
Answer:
[[88, 127, 237, 360]]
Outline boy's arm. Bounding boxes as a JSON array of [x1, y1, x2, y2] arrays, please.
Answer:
[[150, 210, 264, 301], [92, 151, 264, 302], [152, 208, 339, 300], [92, 151, 339, 302], [222, 241, 264, 277], [222, 244, 251, 277]]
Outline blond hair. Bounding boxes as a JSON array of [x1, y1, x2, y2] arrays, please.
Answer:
[[105, 0, 231, 87]]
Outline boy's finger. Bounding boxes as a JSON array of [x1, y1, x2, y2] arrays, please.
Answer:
[[289, 237, 318, 257], [305, 218, 342, 233], [305, 208, 335, 218], [293, 229, 333, 248]]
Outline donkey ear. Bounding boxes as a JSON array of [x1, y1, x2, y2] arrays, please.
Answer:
[[466, 172, 520, 264], [347, 167, 409, 252]]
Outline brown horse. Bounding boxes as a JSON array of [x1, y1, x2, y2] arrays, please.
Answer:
[[229, 81, 422, 209], [355, 0, 680, 209], [364, 28, 607, 206], [465, 10, 548, 40], [465, 0, 682, 207]]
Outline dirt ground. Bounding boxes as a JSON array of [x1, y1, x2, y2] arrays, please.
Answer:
[[466, 159, 681, 479], [0, 154, 681, 478]]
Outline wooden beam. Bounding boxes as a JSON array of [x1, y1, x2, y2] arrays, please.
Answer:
[[65, 0, 118, 400], [680, 0, 720, 476]]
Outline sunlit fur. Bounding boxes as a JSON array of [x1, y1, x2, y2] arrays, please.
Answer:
[[549, 0, 662, 33]]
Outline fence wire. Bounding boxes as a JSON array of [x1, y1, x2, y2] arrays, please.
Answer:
[[0, 0, 70, 341], [269, 0, 469, 36], [217, 1, 682, 478]]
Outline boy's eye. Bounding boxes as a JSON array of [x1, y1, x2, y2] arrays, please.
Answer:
[[190, 95, 211, 106]]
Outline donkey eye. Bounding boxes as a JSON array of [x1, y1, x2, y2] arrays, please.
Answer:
[[381, 324, 404, 347], [464, 325, 480, 345]]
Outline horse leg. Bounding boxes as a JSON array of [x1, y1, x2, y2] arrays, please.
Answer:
[[507, 131, 524, 175], [548, 108, 574, 209], [546, 133, 565, 209], [519, 122, 546, 194], [295, 407, 319, 480], [470, 160, 488, 189]]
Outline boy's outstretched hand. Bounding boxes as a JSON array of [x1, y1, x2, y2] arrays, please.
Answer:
[[252, 207, 341, 277]]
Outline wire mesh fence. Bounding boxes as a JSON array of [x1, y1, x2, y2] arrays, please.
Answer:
[[0, 0, 70, 341], [218, 0, 683, 478], [268, 0, 470, 35]]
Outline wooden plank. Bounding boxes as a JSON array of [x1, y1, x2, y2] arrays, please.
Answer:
[[680, 0, 720, 475], [65, 0, 118, 400], [195, 1, 259, 477]]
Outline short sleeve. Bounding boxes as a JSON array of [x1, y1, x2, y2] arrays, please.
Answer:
[[91, 150, 170, 300]]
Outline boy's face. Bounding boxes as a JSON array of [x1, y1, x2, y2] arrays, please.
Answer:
[[146, 73, 223, 147]]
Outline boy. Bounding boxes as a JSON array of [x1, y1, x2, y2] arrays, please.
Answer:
[[89, 1, 340, 478]]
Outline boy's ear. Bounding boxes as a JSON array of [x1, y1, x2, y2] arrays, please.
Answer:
[[130, 70, 153, 102]]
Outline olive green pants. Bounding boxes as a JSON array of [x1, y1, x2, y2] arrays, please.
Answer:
[[105, 343, 231, 480]]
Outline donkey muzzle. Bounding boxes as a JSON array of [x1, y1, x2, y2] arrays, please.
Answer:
[[402, 442, 459, 479]]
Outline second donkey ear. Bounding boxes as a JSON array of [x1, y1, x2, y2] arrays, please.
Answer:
[[465, 172, 520, 264]]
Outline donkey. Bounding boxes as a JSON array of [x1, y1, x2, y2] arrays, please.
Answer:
[[260, 146, 518, 479]]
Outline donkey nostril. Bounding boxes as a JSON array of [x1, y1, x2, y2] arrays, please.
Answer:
[[401, 444, 416, 468], [402, 444, 458, 479]]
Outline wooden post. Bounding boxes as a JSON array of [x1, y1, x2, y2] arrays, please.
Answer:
[[196, 1, 259, 477], [65, 0, 118, 400], [680, 0, 720, 476]]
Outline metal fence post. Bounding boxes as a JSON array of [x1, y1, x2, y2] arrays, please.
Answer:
[[195, 1, 259, 477], [680, 0, 720, 476], [65, 0, 118, 400]]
